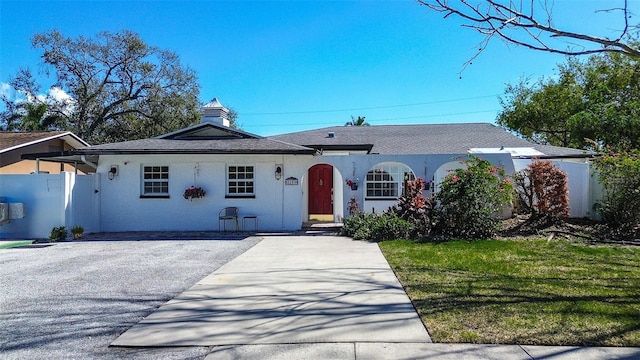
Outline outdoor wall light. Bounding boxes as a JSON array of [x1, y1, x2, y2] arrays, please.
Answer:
[[275, 164, 283, 180], [108, 165, 118, 180]]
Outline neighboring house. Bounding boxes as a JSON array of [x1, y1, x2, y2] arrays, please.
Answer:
[[0, 131, 91, 174], [13, 99, 595, 235]]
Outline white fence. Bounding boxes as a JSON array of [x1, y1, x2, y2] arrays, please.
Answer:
[[0, 172, 100, 239], [512, 159, 602, 219]]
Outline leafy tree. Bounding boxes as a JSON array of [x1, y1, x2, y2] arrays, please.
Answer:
[[419, 0, 639, 72], [498, 53, 640, 151], [1, 30, 201, 144], [345, 115, 369, 126], [435, 155, 514, 238], [568, 52, 640, 151], [19, 103, 66, 131], [498, 72, 583, 148], [227, 107, 240, 129]]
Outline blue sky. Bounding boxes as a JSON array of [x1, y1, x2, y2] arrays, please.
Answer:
[[0, 0, 634, 136]]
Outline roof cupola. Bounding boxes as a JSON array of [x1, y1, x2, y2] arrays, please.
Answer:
[[201, 98, 230, 127]]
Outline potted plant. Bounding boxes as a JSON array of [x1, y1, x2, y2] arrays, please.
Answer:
[[49, 226, 67, 242], [183, 185, 206, 200], [346, 178, 359, 190], [71, 225, 84, 240]]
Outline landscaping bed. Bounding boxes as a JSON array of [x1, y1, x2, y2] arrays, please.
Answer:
[[380, 237, 640, 346], [500, 214, 640, 246]]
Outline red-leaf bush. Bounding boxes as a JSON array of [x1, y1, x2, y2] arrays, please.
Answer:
[[513, 159, 569, 218], [388, 178, 436, 237]]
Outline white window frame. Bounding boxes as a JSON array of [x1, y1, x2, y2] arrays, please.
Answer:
[[227, 165, 255, 198], [365, 163, 415, 199], [141, 165, 169, 197]]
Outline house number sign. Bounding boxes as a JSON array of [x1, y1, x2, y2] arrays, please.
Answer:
[[285, 177, 299, 185]]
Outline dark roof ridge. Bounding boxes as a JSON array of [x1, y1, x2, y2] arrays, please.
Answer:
[[157, 122, 263, 140]]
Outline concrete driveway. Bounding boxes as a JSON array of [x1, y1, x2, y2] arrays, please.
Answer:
[[0, 236, 261, 360], [111, 235, 430, 347]]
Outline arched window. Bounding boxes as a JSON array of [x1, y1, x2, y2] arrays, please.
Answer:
[[365, 163, 415, 199]]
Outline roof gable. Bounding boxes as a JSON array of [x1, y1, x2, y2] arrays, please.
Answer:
[[157, 122, 261, 140]]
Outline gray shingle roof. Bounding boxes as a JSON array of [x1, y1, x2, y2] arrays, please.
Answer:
[[71, 123, 315, 155], [269, 123, 591, 157], [74, 138, 314, 155]]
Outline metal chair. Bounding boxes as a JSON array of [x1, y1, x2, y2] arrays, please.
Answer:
[[218, 207, 239, 232]]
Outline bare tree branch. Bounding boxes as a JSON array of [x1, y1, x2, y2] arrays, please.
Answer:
[[418, 0, 640, 63]]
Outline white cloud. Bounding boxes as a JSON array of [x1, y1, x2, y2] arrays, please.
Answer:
[[1, 84, 76, 116], [0, 82, 10, 98], [29, 87, 76, 115], [47, 87, 76, 115], [48, 87, 74, 103]]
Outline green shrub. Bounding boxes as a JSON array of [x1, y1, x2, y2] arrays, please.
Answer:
[[49, 226, 67, 242], [593, 149, 640, 231], [342, 212, 414, 242], [435, 155, 514, 238], [342, 213, 374, 240], [369, 212, 415, 242]]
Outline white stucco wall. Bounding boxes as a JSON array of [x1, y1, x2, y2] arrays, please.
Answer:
[[0, 172, 99, 239], [97, 154, 311, 232]]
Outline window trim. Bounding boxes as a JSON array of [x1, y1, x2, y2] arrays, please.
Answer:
[[141, 164, 170, 198], [364, 163, 415, 200], [226, 164, 255, 198]]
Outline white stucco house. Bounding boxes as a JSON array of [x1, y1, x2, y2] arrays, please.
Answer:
[[10, 99, 594, 236]]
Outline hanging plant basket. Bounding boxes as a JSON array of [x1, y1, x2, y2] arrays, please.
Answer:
[[183, 186, 206, 200], [346, 178, 359, 191]]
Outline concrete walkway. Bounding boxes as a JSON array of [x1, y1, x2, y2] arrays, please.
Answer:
[[112, 234, 640, 359], [112, 235, 429, 346]]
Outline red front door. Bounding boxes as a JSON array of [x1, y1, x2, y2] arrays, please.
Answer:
[[308, 164, 333, 220]]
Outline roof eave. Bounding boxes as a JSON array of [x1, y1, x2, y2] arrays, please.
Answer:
[[1, 131, 90, 153], [72, 149, 316, 156], [512, 153, 599, 160], [303, 144, 374, 154]]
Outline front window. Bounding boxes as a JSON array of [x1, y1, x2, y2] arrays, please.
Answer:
[[142, 165, 169, 197], [365, 163, 415, 199], [227, 165, 254, 197]]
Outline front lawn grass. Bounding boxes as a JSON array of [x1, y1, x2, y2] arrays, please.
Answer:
[[380, 238, 640, 346]]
